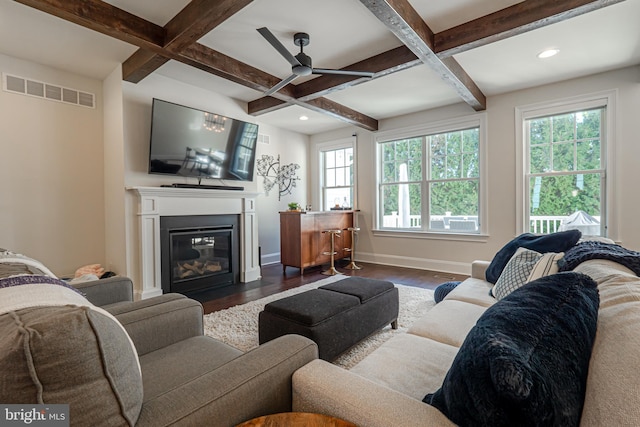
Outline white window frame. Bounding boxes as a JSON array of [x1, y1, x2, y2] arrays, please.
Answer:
[[310, 137, 357, 212], [373, 113, 488, 240], [515, 90, 617, 239]]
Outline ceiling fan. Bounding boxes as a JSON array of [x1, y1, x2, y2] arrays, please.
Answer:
[[257, 27, 375, 96]]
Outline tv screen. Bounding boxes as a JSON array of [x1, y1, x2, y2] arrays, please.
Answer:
[[148, 98, 259, 182]]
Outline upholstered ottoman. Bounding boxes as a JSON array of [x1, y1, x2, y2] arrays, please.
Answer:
[[259, 277, 399, 361]]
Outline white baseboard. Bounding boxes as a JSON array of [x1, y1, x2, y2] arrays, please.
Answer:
[[264, 251, 471, 276], [355, 251, 471, 276], [260, 251, 281, 266]]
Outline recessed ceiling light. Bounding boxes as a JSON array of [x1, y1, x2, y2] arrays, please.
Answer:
[[299, 115, 309, 121], [537, 48, 560, 59]]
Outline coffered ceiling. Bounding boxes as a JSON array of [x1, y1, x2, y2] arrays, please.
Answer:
[[1, 0, 639, 134]]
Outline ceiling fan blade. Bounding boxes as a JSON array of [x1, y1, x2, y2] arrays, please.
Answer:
[[264, 73, 299, 96], [257, 27, 301, 68], [312, 68, 375, 78]]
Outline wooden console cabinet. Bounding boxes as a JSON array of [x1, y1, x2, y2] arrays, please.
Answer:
[[280, 210, 354, 274]]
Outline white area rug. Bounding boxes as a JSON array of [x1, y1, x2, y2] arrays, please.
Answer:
[[203, 275, 435, 369]]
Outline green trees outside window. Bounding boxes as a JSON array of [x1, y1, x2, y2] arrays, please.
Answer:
[[379, 127, 480, 232], [526, 107, 605, 235], [323, 147, 354, 210]]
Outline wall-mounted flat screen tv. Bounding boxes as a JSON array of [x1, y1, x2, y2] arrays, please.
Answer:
[[148, 98, 259, 182]]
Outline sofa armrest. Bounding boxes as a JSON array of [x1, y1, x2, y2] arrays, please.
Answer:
[[135, 335, 319, 427], [471, 260, 491, 280], [292, 360, 455, 427], [72, 276, 134, 306], [109, 294, 204, 356]]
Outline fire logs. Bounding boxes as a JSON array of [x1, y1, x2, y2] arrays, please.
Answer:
[[175, 259, 222, 279]]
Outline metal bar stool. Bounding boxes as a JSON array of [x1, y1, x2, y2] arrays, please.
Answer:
[[343, 227, 362, 270], [322, 229, 343, 276]]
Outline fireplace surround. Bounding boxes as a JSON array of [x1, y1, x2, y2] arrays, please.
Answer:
[[130, 187, 261, 299]]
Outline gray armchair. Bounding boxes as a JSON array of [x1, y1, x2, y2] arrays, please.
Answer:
[[2, 277, 318, 426], [72, 275, 134, 308]]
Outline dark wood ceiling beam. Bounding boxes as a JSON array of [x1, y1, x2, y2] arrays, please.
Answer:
[[123, 0, 253, 83], [248, 46, 421, 116], [122, 52, 170, 84], [165, 0, 253, 51], [302, 98, 378, 131], [180, 43, 296, 97], [296, 46, 421, 100], [248, 97, 287, 116], [14, 0, 165, 50], [248, 96, 378, 131], [358, 0, 486, 111], [435, 0, 627, 57]]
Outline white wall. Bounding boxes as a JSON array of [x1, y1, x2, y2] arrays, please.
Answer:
[[0, 54, 105, 277], [116, 73, 309, 286], [311, 65, 640, 275], [103, 65, 128, 277]]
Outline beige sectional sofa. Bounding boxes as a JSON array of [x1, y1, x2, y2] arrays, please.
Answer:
[[292, 258, 640, 426]]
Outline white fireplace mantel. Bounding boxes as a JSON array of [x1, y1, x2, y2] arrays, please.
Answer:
[[129, 186, 261, 299]]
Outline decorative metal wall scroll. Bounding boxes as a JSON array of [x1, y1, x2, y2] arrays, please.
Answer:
[[257, 154, 300, 200]]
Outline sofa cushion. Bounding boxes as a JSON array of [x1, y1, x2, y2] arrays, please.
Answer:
[[424, 272, 599, 427], [485, 230, 581, 283], [408, 299, 487, 347], [352, 333, 459, 400], [0, 281, 143, 426], [444, 277, 495, 307]]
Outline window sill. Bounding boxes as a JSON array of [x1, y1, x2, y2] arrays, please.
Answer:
[[372, 228, 489, 243]]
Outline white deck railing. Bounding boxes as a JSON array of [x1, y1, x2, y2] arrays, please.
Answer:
[[382, 213, 600, 234]]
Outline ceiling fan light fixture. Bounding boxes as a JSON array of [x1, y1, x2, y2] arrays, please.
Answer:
[[537, 48, 560, 59], [257, 27, 375, 95]]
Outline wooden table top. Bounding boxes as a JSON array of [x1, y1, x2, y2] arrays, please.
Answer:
[[236, 412, 357, 427]]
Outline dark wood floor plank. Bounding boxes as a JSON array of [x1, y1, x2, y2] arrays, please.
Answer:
[[191, 261, 468, 314]]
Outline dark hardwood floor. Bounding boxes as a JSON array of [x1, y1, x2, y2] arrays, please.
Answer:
[[189, 261, 469, 315]]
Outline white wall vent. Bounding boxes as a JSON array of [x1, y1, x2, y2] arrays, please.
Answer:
[[258, 133, 270, 144], [2, 73, 95, 109]]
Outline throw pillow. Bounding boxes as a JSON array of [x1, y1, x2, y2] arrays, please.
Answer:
[[491, 248, 540, 299], [0, 281, 143, 425], [490, 249, 564, 300], [434, 281, 461, 303], [424, 272, 599, 427], [485, 230, 581, 283], [527, 251, 564, 283]]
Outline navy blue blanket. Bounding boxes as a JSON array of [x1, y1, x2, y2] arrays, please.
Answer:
[[558, 241, 640, 276]]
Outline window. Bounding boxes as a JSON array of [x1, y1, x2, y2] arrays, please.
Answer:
[[322, 146, 354, 210], [376, 116, 484, 234], [524, 107, 606, 236], [517, 91, 617, 238]]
